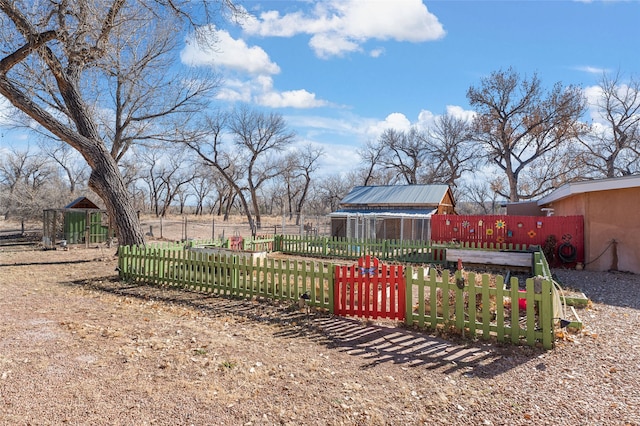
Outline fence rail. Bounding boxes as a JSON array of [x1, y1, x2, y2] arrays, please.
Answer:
[[118, 243, 333, 310], [274, 235, 446, 264]]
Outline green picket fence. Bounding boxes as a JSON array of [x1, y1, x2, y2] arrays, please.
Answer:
[[533, 250, 552, 278], [404, 267, 555, 349], [118, 243, 333, 310], [182, 236, 274, 252], [242, 235, 276, 252], [117, 242, 558, 349], [274, 235, 446, 264]]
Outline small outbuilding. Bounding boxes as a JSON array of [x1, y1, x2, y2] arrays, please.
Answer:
[[330, 184, 455, 241], [43, 197, 114, 247], [537, 175, 640, 273]]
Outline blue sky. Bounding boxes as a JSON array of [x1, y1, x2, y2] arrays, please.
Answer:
[[180, 0, 640, 177], [2, 0, 639, 179]]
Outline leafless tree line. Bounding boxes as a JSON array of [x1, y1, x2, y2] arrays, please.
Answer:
[[1, 117, 327, 228], [357, 68, 640, 212], [2, 69, 639, 222], [0, 0, 638, 242]]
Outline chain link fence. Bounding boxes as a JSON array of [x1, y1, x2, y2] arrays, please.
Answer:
[[139, 215, 332, 242]]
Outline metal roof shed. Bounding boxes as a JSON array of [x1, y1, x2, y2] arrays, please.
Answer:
[[330, 185, 456, 241]]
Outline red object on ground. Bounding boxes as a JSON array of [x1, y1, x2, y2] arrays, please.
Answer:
[[518, 290, 527, 310]]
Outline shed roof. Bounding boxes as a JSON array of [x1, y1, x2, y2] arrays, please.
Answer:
[[329, 208, 437, 218], [339, 184, 451, 207], [64, 197, 100, 209], [537, 174, 640, 206]]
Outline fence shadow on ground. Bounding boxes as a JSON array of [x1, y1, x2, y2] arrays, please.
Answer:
[[66, 276, 543, 379], [275, 316, 542, 378]]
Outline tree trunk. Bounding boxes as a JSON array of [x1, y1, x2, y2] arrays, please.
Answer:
[[606, 156, 616, 178], [87, 148, 145, 247], [250, 188, 261, 231], [508, 176, 519, 202], [0, 78, 145, 247], [295, 176, 311, 226]]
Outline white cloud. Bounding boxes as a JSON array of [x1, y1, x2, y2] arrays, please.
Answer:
[[367, 107, 476, 138], [445, 105, 476, 122], [309, 33, 361, 58], [574, 65, 609, 75], [243, 0, 445, 59], [0, 97, 16, 127], [383, 113, 412, 130], [369, 48, 385, 58], [213, 75, 328, 109], [583, 84, 603, 108], [181, 26, 280, 75], [257, 89, 329, 109], [286, 113, 367, 137], [416, 110, 436, 129], [584, 84, 611, 124], [182, 26, 330, 109], [280, 105, 477, 177], [316, 142, 361, 177], [366, 112, 412, 136]]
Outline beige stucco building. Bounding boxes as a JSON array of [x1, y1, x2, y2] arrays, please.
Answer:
[[537, 175, 640, 274]]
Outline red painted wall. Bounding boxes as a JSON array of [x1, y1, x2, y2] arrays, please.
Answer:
[[431, 215, 584, 267]]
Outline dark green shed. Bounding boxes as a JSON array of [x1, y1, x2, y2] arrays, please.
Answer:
[[43, 197, 114, 247]]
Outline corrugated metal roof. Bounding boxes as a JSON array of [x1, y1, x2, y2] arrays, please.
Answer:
[[329, 208, 436, 218], [339, 185, 450, 207]]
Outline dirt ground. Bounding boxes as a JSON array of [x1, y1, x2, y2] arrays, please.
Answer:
[[1, 220, 640, 425]]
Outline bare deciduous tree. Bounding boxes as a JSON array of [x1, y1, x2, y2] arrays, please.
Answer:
[[315, 172, 358, 213], [38, 140, 89, 195], [185, 111, 254, 233], [186, 107, 295, 235], [138, 145, 195, 217], [0, 0, 237, 245], [0, 144, 57, 218], [229, 106, 296, 230], [280, 144, 324, 225], [467, 67, 587, 202], [377, 128, 426, 184], [189, 167, 223, 216], [422, 114, 479, 188], [579, 72, 640, 178], [457, 181, 502, 215], [359, 113, 477, 189], [357, 138, 388, 186]]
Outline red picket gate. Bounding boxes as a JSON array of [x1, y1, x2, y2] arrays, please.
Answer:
[[334, 256, 406, 321]]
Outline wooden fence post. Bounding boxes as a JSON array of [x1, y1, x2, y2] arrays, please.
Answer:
[[405, 266, 413, 326]]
